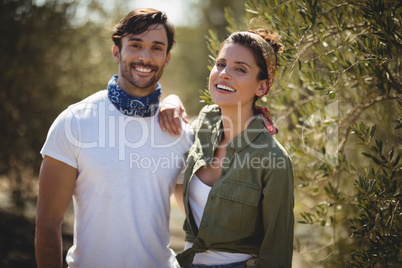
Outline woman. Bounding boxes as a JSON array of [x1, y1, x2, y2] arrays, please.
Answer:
[[175, 29, 295, 268]]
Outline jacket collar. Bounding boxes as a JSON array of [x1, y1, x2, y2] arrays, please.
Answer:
[[227, 115, 268, 152]]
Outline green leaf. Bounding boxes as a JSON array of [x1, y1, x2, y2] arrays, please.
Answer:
[[370, 125, 376, 138], [362, 152, 374, 159], [392, 155, 400, 167]]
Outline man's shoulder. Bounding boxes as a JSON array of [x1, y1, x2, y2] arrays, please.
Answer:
[[70, 90, 108, 108], [65, 90, 108, 113], [53, 90, 108, 122]]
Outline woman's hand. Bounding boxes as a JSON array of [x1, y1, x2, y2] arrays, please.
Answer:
[[159, 94, 189, 136]]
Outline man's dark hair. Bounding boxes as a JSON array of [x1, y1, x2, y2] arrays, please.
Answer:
[[112, 8, 175, 54]]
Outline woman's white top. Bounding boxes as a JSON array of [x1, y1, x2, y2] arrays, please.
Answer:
[[184, 174, 253, 265]]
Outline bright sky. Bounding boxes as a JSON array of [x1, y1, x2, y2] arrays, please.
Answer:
[[33, 0, 202, 27], [128, 0, 200, 26]]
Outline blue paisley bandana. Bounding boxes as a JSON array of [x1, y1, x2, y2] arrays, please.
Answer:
[[107, 75, 161, 117]]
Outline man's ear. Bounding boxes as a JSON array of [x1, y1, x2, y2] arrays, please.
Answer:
[[164, 52, 171, 68], [112, 45, 120, 63], [256, 80, 269, 97]]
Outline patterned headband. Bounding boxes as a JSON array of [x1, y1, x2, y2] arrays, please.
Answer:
[[241, 31, 279, 135], [243, 31, 277, 93]]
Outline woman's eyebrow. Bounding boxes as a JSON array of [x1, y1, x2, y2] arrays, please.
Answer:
[[234, 60, 251, 68]]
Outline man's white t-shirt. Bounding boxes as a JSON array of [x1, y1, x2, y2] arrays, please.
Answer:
[[41, 90, 193, 268]]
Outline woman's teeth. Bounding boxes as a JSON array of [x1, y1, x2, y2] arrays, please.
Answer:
[[217, 85, 235, 92]]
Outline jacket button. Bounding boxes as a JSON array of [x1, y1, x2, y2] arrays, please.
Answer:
[[209, 195, 213, 200], [201, 223, 207, 228]]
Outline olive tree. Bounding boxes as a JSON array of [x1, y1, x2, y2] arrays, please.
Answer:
[[202, 0, 401, 266]]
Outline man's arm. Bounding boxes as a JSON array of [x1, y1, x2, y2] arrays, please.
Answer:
[[159, 94, 190, 136], [35, 156, 77, 268]]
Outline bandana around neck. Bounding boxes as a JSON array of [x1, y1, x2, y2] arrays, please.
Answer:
[[107, 75, 161, 117]]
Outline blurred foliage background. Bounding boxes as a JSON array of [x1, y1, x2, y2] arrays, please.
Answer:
[[0, 0, 401, 267]]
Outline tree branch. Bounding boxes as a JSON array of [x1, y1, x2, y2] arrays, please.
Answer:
[[338, 94, 402, 154]]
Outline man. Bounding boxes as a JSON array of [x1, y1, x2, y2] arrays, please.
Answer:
[[35, 8, 192, 268]]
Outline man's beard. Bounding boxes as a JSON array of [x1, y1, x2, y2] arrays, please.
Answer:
[[120, 60, 165, 89]]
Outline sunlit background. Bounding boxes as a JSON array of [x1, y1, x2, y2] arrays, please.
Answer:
[[1, 0, 401, 267]]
